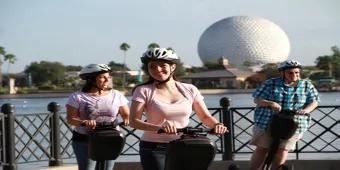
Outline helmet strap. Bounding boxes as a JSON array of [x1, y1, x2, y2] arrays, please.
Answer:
[[154, 68, 175, 85], [95, 85, 105, 94]]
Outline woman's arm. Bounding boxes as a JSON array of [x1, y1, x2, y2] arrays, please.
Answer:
[[119, 105, 130, 126], [193, 99, 228, 134], [66, 105, 83, 126], [129, 100, 161, 131], [66, 105, 96, 129]]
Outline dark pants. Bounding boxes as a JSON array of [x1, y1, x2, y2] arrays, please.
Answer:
[[139, 141, 168, 170]]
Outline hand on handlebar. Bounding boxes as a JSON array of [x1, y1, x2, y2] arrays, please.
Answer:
[[295, 109, 309, 115], [270, 102, 282, 112], [157, 126, 223, 136], [214, 123, 229, 135], [81, 120, 96, 129], [122, 119, 129, 126], [80, 120, 125, 130], [161, 120, 177, 134]]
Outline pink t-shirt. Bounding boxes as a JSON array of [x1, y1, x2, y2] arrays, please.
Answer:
[[66, 89, 128, 134], [132, 82, 204, 143]]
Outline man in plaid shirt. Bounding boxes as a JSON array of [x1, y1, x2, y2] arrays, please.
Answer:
[[250, 59, 319, 170]]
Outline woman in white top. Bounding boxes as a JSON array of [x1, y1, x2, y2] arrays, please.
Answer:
[[66, 64, 129, 170], [130, 48, 228, 170]]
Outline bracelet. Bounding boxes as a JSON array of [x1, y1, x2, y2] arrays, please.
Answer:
[[214, 123, 224, 126]]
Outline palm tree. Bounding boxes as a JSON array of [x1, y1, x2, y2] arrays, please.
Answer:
[[4, 54, 17, 74], [119, 42, 130, 88], [147, 43, 160, 49], [0, 46, 6, 86]]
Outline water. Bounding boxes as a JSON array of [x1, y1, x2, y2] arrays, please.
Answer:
[[1, 92, 339, 113]]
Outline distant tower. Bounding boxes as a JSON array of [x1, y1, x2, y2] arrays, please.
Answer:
[[198, 16, 290, 67]]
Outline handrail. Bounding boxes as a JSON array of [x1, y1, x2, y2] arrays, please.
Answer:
[[0, 99, 339, 169]]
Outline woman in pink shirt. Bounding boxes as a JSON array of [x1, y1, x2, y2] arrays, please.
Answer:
[[66, 64, 129, 170], [130, 48, 228, 170]]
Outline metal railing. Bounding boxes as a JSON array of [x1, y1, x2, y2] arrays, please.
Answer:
[[0, 97, 339, 169], [228, 106, 340, 159]]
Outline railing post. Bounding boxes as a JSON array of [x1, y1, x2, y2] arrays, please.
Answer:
[[48, 102, 62, 166], [1, 103, 17, 170], [220, 97, 234, 160]]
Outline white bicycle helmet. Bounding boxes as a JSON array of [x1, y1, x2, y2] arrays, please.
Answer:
[[79, 64, 111, 80], [141, 48, 179, 64], [278, 59, 302, 71]]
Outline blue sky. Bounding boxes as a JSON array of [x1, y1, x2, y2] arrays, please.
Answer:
[[1, 0, 339, 73]]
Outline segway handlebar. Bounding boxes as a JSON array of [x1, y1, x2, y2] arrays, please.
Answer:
[[279, 110, 310, 117], [80, 120, 124, 130], [157, 127, 215, 135]]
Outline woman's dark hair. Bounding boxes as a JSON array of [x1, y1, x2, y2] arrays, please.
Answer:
[[81, 72, 112, 92], [81, 75, 97, 92]]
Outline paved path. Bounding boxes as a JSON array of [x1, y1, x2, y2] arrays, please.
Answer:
[[22, 160, 340, 170], [24, 164, 77, 170]]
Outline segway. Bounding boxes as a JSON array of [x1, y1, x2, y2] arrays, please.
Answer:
[[262, 110, 303, 170], [82, 120, 125, 170], [158, 127, 217, 170]]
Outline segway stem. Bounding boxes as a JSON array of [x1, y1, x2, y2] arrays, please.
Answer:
[[262, 138, 280, 170], [262, 110, 309, 170]]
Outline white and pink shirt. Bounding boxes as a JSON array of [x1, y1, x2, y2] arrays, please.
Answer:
[[132, 82, 204, 143], [66, 90, 128, 134]]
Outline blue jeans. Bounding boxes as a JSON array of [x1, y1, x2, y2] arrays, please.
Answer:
[[139, 141, 168, 170], [72, 140, 115, 170]]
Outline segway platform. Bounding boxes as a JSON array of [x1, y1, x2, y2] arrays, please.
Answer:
[[164, 135, 216, 170], [88, 129, 126, 161]]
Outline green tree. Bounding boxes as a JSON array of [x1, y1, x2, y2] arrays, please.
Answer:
[[315, 46, 340, 79], [0, 47, 17, 86], [119, 42, 130, 69], [4, 53, 17, 74], [24, 61, 66, 86], [243, 59, 256, 67], [258, 63, 280, 79], [174, 59, 186, 77], [0, 46, 5, 86], [108, 61, 130, 71], [148, 43, 160, 49], [65, 65, 82, 71], [119, 43, 130, 88]]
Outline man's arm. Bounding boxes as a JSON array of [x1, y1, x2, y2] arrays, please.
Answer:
[[254, 98, 282, 112]]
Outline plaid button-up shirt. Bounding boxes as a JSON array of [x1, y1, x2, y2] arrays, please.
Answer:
[[252, 78, 319, 134]]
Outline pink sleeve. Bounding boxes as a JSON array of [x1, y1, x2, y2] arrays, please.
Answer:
[[190, 84, 204, 102], [66, 92, 80, 109], [132, 86, 147, 104]]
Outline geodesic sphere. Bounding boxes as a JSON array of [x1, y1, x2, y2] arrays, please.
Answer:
[[198, 16, 290, 66]]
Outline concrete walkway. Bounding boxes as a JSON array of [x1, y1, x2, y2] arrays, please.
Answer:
[[113, 160, 340, 170], [30, 160, 340, 170], [25, 164, 78, 170]]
